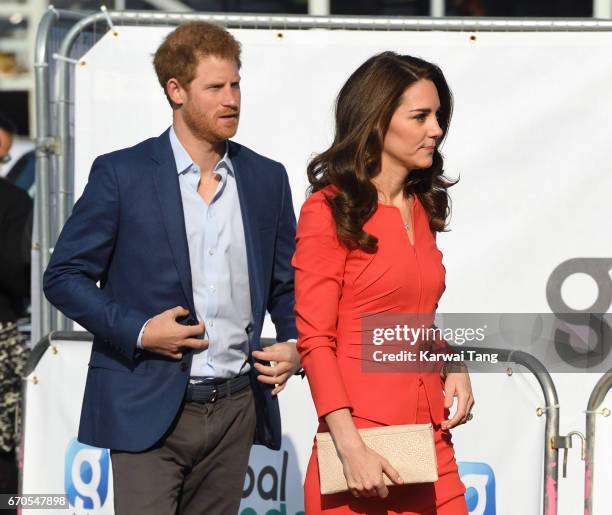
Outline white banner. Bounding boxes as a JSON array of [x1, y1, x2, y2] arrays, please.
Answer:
[[25, 24, 612, 515], [22, 338, 115, 514]]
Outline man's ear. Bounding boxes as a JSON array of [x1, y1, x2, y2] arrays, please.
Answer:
[[166, 78, 185, 107]]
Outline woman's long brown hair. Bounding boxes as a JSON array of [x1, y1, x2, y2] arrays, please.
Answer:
[[307, 51, 457, 252]]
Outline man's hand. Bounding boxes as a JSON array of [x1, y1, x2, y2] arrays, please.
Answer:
[[252, 342, 300, 395], [141, 306, 207, 360], [440, 364, 475, 430]]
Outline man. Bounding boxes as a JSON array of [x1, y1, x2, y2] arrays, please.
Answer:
[[0, 115, 15, 172], [43, 22, 299, 515], [0, 114, 35, 192], [0, 114, 32, 515]]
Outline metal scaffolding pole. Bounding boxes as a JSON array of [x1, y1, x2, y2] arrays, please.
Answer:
[[308, 0, 330, 16], [33, 8, 56, 341], [462, 348, 560, 515], [430, 0, 445, 17], [33, 7, 84, 338], [584, 370, 612, 515], [594, 0, 612, 18]]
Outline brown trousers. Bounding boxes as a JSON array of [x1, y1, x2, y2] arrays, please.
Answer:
[[111, 386, 256, 515]]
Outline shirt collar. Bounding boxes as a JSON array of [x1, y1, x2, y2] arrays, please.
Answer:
[[169, 126, 233, 179]]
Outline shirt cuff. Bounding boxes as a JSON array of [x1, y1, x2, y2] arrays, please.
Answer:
[[136, 319, 151, 349]]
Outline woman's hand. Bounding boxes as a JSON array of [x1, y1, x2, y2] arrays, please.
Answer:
[[337, 441, 404, 498], [440, 363, 475, 430], [324, 408, 403, 498]]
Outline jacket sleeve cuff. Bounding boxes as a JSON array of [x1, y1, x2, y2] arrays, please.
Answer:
[[301, 345, 352, 419], [115, 309, 150, 361], [275, 322, 298, 342]]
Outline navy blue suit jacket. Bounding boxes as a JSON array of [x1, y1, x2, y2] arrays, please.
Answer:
[[43, 129, 297, 452]]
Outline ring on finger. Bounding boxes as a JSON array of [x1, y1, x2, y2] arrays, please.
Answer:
[[466, 412, 474, 422]]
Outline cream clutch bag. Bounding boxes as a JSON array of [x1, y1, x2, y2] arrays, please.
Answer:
[[315, 423, 438, 495]]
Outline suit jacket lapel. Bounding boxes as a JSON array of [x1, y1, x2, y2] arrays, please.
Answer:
[[229, 141, 264, 319], [151, 129, 196, 316]]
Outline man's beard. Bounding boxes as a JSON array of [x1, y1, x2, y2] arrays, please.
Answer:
[[182, 102, 239, 144]]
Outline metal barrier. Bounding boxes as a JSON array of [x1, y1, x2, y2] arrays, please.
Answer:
[[584, 370, 612, 515], [462, 347, 560, 515], [33, 7, 87, 343], [44, 9, 612, 331], [461, 350, 612, 515]]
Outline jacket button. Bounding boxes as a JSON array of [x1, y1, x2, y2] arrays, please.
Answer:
[[180, 362, 188, 372]]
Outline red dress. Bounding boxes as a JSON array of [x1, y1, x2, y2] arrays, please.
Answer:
[[292, 188, 468, 515]]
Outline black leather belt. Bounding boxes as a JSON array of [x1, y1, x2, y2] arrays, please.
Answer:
[[185, 374, 251, 403]]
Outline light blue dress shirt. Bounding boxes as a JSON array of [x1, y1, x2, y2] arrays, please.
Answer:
[[138, 127, 253, 379]]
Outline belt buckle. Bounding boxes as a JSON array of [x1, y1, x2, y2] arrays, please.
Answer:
[[210, 386, 218, 403]]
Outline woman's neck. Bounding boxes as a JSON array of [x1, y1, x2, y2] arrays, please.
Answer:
[[372, 165, 411, 204]]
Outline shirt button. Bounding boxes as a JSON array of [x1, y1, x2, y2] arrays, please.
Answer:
[[208, 248, 215, 256], [209, 320, 214, 328], [210, 285, 216, 293], [207, 211, 212, 219]]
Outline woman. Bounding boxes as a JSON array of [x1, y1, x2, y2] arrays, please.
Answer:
[[0, 169, 32, 513], [292, 52, 474, 514]]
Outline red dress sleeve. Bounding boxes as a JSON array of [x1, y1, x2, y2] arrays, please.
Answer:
[[292, 191, 353, 419]]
